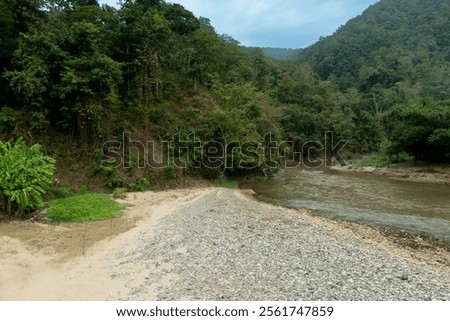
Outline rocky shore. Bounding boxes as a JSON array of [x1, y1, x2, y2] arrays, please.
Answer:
[[1, 188, 449, 300]]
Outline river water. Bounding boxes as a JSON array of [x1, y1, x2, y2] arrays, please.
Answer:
[[241, 166, 450, 243]]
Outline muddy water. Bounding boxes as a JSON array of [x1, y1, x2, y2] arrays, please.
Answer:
[[241, 167, 450, 242]]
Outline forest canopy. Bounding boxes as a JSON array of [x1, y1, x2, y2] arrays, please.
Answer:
[[0, 0, 449, 190]]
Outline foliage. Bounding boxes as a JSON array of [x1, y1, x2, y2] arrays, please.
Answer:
[[290, 0, 450, 161], [1, 0, 283, 179], [45, 183, 75, 201], [352, 154, 393, 168], [212, 178, 239, 189], [0, 138, 55, 217], [241, 46, 301, 61], [161, 166, 178, 181], [47, 193, 125, 222], [0, 0, 46, 106], [352, 152, 414, 168], [127, 178, 150, 192], [79, 185, 89, 194], [297, 0, 450, 100], [112, 187, 128, 199], [387, 98, 450, 162], [1, 0, 449, 195], [90, 149, 122, 188]]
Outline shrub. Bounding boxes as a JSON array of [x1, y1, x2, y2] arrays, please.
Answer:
[[127, 178, 150, 192], [162, 166, 178, 180], [388, 98, 450, 162], [112, 187, 128, 199], [0, 138, 56, 218], [352, 154, 392, 168], [89, 148, 122, 188], [45, 183, 74, 201], [212, 178, 239, 189]]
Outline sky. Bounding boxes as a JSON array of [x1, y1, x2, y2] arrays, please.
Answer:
[[100, 0, 379, 48]]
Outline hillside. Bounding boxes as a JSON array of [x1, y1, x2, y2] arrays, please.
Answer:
[[241, 46, 301, 61], [0, 0, 450, 217], [0, 0, 286, 194], [297, 0, 450, 100], [280, 0, 450, 161]]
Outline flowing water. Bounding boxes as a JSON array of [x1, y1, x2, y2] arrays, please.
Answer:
[[241, 167, 450, 242]]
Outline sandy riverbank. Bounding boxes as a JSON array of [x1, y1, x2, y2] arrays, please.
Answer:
[[0, 188, 212, 300], [0, 188, 449, 300], [330, 163, 450, 185]]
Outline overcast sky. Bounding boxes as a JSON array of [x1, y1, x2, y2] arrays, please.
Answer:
[[100, 0, 379, 48]]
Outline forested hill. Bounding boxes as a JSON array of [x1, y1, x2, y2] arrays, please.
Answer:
[[241, 47, 301, 61], [297, 0, 450, 100], [0, 0, 450, 199], [0, 0, 287, 189], [273, 0, 450, 162]]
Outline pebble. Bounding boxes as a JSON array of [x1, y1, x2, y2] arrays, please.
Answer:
[[111, 188, 450, 301]]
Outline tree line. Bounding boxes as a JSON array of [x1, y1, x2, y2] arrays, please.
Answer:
[[293, 0, 450, 161], [1, 0, 449, 184], [1, 0, 450, 217]]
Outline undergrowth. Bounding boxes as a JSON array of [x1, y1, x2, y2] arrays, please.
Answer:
[[212, 178, 239, 189], [47, 193, 125, 222]]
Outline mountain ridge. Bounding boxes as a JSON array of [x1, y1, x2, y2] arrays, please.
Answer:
[[295, 0, 450, 99], [240, 46, 302, 61]]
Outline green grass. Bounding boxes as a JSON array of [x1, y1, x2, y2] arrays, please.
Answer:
[[352, 154, 393, 168], [47, 193, 125, 222], [352, 152, 414, 168], [212, 178, 239, 189]]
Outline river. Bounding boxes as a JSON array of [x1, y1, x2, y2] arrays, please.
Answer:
[[241, 166, 450, 243]]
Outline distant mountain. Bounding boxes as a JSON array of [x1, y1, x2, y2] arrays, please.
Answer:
[[241, 46, 302, 61], [296, 0, 450, 100]]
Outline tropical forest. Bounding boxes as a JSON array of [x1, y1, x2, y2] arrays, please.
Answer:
[[1, 0, 450, 304], [1, 0, 450, 215]]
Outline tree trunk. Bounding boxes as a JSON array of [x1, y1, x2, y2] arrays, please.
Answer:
[[77, 114, 89, 146]]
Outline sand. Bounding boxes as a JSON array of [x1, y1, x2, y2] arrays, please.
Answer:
[[0, 187, 448, 300], [0, 188, 212, 300]]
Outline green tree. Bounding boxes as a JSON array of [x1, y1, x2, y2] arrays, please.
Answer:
[[5, 3, 122, 144], [0, 0, 46, 107], [388, 98, 450, 161], [58, 20, 122, 145], [0, 0, 16, 65], [0, 0, 18, 106]]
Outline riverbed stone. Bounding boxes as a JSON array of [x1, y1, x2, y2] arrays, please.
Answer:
[[112, 188, 450, 301]]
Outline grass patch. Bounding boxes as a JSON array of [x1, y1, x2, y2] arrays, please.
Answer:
[[47, 193, 125, 222], [352, 154, 393, 168], [212, 178, 239, 189], [352, 152, 414, 168]]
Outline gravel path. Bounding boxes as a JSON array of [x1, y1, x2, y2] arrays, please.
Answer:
[[112, 188, 450, 301]]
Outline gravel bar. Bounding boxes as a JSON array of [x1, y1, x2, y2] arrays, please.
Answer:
[[113, 188, 450, 301]]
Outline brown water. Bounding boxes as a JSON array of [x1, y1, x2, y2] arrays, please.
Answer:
[[241, 167, 450, 242]]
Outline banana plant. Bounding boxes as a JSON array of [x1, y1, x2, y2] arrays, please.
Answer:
[[0, 138, 55, 218]]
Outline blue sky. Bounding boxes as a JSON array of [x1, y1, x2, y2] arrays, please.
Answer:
[[100, 0, 379, 48]]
